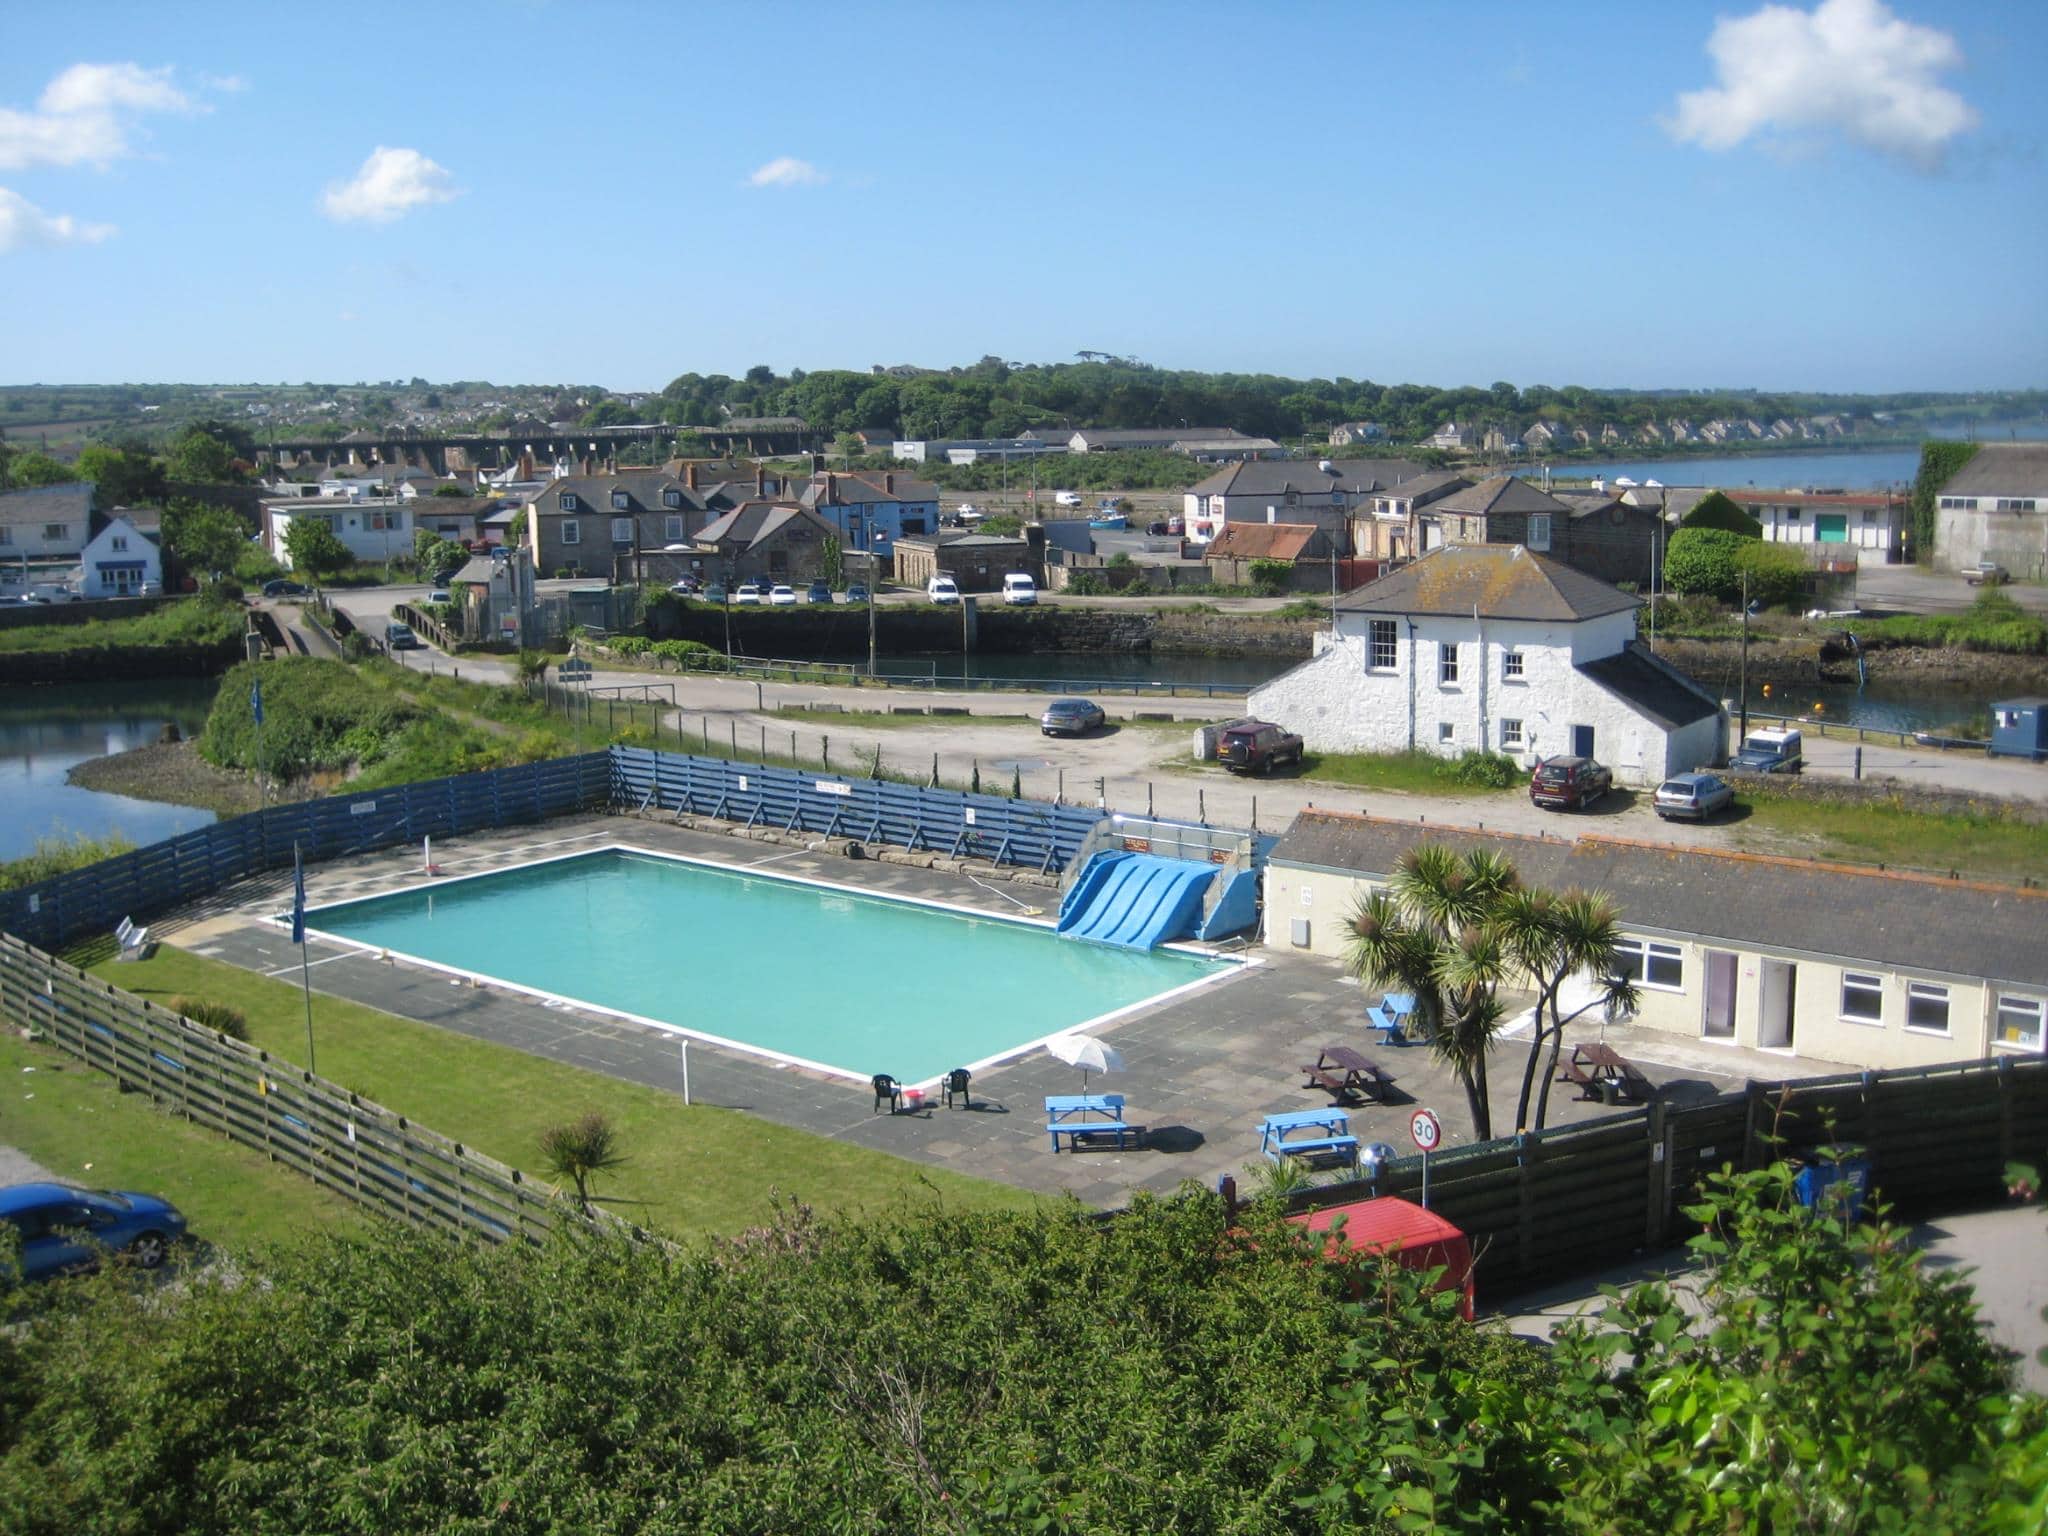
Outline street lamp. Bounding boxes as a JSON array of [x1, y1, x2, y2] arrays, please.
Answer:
[[1737, 567, 1754, 743]]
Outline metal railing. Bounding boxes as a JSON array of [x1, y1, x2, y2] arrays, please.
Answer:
[[1739, 708, 1989, 752]]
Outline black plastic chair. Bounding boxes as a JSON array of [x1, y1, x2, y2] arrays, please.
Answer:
[[943, 1068, 972, 1110], [872, 1073, 901, 1113]]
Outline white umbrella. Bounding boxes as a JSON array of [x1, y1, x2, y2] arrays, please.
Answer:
[[1046, 1032, 1123, 1090]]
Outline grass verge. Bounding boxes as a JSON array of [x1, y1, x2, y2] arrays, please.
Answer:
[[91, 947, 1045, 1241], [0, 1030, 368, 1254], [1732, 796, 2048, 882], [1173, 748, 1522, 796]]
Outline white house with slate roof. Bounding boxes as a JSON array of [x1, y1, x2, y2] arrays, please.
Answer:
[[1264, 810, 2048, 1073], [1246, 545, 1724, 786], [1180, 457, 1429, 545]]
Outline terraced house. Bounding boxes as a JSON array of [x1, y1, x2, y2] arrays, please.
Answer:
[[524, 465, 789, 580]]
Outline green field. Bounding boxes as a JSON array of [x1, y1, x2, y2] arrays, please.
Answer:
[[1732, 795, 2048, 882], [84, 947, 1043, 1243]]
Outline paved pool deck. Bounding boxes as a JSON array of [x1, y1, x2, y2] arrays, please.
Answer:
[[158, 813, 1822, 1208]]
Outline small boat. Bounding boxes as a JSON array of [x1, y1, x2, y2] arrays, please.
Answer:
[[1088, 513, 1127, 529]]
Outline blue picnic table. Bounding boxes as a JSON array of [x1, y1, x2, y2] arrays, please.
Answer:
[[1045, 1093, 1143, 1152], [1367, 992, 1418, 1044], [1259, 1107, 1360, 1168]]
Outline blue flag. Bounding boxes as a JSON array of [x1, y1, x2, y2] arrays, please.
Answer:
[[250, 678, 264, 726], [291, 850, 306, 946]]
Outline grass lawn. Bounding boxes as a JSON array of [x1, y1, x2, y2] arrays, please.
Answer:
[[90, 947, 1045, 1242], [1172, 748, 1522, 796], [0, 1030, 369, 1255], [1733, 796, 2048, 883]]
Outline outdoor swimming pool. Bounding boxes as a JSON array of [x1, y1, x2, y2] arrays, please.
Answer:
[[305, 846, 1238, 1084]]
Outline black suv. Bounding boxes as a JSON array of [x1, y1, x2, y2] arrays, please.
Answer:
[[1217, 720, 1304, 776], [1529, 755, 1612, 811]]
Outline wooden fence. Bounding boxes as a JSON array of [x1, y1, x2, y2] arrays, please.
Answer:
[[0, 933, 600, 1248], [1282, 1055, 2048, 1292]]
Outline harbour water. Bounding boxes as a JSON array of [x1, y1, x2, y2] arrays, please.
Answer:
[[1525, 423, 2048, 493]]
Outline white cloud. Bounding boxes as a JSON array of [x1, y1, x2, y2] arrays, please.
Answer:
[[0, 62, 201, 171], [747, 156, 825, 189], [1665, 0, 1978, 170], [0, 187, 115, 254], [321, 146, 461, 224]]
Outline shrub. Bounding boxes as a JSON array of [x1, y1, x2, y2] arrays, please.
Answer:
[[1663, 527, 1752, 601], [1273, 598, 1327, 621], [607, 635, 650, 657], [1733, 540, 1807, 609], [515, 649, 550, 684], [1248, 558, 1294, 595], [650, 638, 720, 666], [1435, 750, 1521, 788], [169, 996, 247, 1040], [1679, 490, 1763, 536], [1064, 572, 1110, 596], [0, 833, 136, 893]]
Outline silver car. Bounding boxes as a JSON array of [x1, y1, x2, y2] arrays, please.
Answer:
[[1040, 698, 1106, 736], [1653, 772, 1735, 822]]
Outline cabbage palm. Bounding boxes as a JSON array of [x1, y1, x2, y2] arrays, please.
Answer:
[[1345, 845, 1521, 1140], [1501, 888, 1640, 1132]]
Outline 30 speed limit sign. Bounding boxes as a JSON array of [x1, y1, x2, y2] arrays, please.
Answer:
[[1409, 1108, 1442, 1153]]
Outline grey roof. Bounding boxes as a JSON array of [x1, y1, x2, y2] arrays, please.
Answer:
[[1334, 544, 1641, 622], [450, 556, 502, 585], [1268, 810, 2048, 989], [895, 530, 1031, 551], [1370, 469, 1469, 503], [1939, 443, 2048, 499], [1578, 644, 1721, 730], [1189, 458, 1431, 498], [696, 500, 838, 551], [801, 471, 939, 508], [1073, 427, 1241, 449], [525, 472, 742, 517], [1420, 474, 1572, 518], [0, 481, 95, 527]]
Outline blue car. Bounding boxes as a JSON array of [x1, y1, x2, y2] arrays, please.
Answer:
[[0, 1182, 189, 1280]]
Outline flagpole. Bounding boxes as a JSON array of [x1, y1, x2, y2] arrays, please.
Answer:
[[293, 843, 316, 1075]]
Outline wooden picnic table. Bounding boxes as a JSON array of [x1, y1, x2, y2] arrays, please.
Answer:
[[1561, 1043, 1654, 1103], [1301, 1044, 1397, 1104], [1259, 1108, 1360, 1168], [1044, 1093, 1143, 1152]]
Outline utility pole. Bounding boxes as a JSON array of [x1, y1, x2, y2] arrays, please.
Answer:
[[867, 548, 878, 676], [1737, 566, 1750, 743]]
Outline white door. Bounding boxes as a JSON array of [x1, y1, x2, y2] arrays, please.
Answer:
[[1758, 959, 1796, 1050], [1703, 950, 1737, 1039]]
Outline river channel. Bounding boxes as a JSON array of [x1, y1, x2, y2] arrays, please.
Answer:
[[0, 680, 219, 861]]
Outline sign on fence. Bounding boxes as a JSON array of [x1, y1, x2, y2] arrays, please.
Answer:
[[559, 658, 593, 684]]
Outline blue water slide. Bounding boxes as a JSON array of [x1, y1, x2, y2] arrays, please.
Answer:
[[1058, 851, 1217, 949]]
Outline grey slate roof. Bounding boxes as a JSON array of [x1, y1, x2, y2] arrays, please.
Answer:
[[1333, 544, 1642, 622], [1939, 443, 2048, 499], [1268, 810, 2048, 989], [0, 481, 95, 529], [1577, 644, 1721, 730], [1421, 474, 1571, 518], [1370, 469, 1469, 503], [696, 501, 838, 551], [1074, 427, 1241, 449], [801, 471, 939, 507], [1188, 458, 1431, 498]]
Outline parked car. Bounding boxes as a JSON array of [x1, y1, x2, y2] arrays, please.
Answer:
[[805, 580, 833, 603], [3, 593, 50, 606], [136, 579, 162, 597], [261, 579, 311, 599], [0, 1182, 188, 1280], [1002, 573, 1037, 606], [927, 576, 961, 605], [1963, 560, 2010, 587], [844, 582, 870, 604], [733, 581, 766, 605], [956, 502, 980, 516], [427, 585, 451, 605], [1217, 719, 1304, 775], [384, 622, 419, 651], [1730, 727, 1803, 775], [1041, 697, 1106, 736], [668, 576, 703, 596], [1146, 521, 1170, 536], [767, 584, 798, 606], [1653, 771, 1736, 822], [1053, 491, 1083, 508], [702, 583, 727, 603], [1529, 754, 1612, 811]]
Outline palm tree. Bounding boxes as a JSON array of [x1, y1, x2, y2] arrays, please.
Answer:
[[1345, 845, 1522, 1140], [1501, 889, 1640, 1132], [539, 1112, 627, 1213]]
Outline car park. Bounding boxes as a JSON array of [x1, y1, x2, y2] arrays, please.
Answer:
[[1730, 727, 1803, 775], [0, 1182, 188, 1280], [805, 580, 833, 603], [261, 579, 311, 599], [733, 581, 765, 605], [1041, 697, 1106, 736], [1217, 720, 1304, 775], [768, 584, 798, 605], [384, 622, 419, 650], [1529, 754, 1612, 811], [927, 576, 961, 605], [1653, 771, 1735, 821]]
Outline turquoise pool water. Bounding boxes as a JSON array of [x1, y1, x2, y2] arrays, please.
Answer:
[[306, 847, 1234, 1084]]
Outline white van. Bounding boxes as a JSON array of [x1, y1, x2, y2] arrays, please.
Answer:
[[927, 575, 961, 605], [1002, 573, 1037, 606], [1053, 491, 1083, 508]]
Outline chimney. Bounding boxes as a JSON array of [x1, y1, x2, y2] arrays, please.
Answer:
[[884, 472, 895, 494], [755, 466, 765, 495], [826, 472, 836, 501], [686, 462, 699, 491]]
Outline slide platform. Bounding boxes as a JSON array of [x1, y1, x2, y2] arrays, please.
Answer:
[[1057, 851, 1217, 950]]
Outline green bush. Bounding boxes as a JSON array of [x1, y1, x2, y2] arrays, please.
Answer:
[[650, 638, 721, 666], [0, 597, 245, 656], [1064, 571, 1110, 595], [1733, 540, 1807, 609], [199, 658, 423, 777], [606, 636, 650, 657], [1434, 749, 1522, 788], [1248, 557, 1293, 595], [0, 833, 136, 893], [169, 996, 248, 1040], [1662, 527, 1753, 602]]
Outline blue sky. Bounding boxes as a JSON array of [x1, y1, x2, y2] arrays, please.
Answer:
[[2, 0, 2042, 392]]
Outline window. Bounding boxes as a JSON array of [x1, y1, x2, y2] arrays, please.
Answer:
[[1527, 513, 1551, 552], [1786, 508, 1801, 521], [559, 519, 580, 546], [558, 493, 578, 512], [1996, 995, 2045, 1051], [612, 492, 630, 510], [1997, 499, 2038, 513], [1501, 718, 1523, 749], [1368, 619, 1397, 670], [1613, 938, 1683, 990], [664, 515, 684, 541], [1840, 972, 1884, 1023], [111, 535, 128, 551], [1437, 721, 1454, 743], [1906, 981, 1951, 1035], [44, 523, 68, 541], [1438, 642, 1459, 685], [366, 510, 398, 531], [1502, 649, 1524, 680], [0, 528, 10, 545], [611, 517, 634, 546], [664, 490, 682, 508]]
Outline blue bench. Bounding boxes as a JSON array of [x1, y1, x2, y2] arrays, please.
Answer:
[[1045, 1120, 1144, 1152], [1366, 1002, 1408, 1045], [1277, 1134, 1359, 1164], [1046, 1093, 1141, 1152], [1259, 1109, 1359, 1167]]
